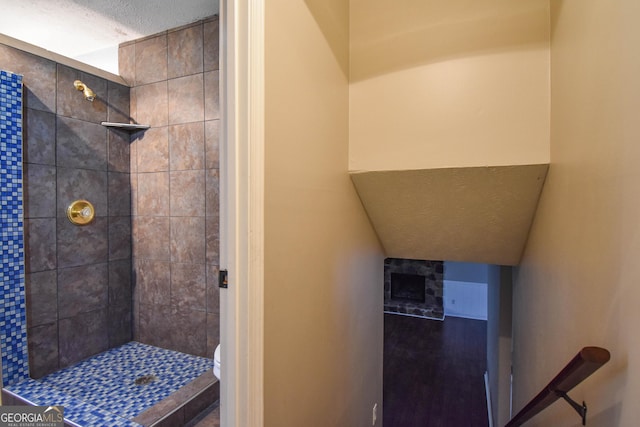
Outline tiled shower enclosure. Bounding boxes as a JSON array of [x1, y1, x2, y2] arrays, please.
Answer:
[[0, 16, 220, 387]]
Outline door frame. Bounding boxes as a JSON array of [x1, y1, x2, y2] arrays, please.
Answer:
[[219, 0, 265, 426]]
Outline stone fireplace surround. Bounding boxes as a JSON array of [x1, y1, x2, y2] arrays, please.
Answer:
[[384, 258, 444, 319]]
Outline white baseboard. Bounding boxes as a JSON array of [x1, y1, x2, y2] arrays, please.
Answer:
[[383, 311, 445, 321], [484, 371, 494, 427]]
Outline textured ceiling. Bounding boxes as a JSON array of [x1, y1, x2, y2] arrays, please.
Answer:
[[351, 164, 549, 266], [0, 0, 219, 73]]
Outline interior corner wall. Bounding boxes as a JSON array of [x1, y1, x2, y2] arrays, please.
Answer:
[[264, 1, 384, 426], [512, 0, 640, 425], [122, 17, 220, 358], [348, 0, 550, 172]]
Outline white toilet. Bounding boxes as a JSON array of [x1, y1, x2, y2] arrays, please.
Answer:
[[214, 344, 221, 380]]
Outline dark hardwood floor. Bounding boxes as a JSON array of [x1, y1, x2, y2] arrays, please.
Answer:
[[383, 313, 489, 427]]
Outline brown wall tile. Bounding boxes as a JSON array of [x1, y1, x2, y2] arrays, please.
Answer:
[[137, 259, 171, 306], [130, 85, 139, 128], [137, 172, 170, 216], [171, 263, 206, 311], [56, 117, 108, 170], [57, 218, 109, 268], [135, 34, 168, 85], [137, 127, 169, 172], [168, 23, 204, 78], [168, 74, 204, 125], [58, 263, 109, 319], [204, 18, 220, 72], [118, 42, 136, 86], [27, 323, 59, 379], [172, 308, 207, 357], [109, 259, 132, 306], [108, 129, 131, 172], [109, 216, 132, 260], [132, 280, 141, 339], [25, 271, 57, 327], [204, 71, 219, 120], [25, 108, 56, 165], [136, 303, 167, 347], [170, 170, 205, 216], [169, 122, 205, 171], [24, 164, 56, 218], [133, 217, 171, 260], [204, 120, 219, 169], [0, 44, 57, 113], [107, 81, 130, 124], [58, 309, 109, 368], [206, 217, 220, 265], [108, 172, 132, 216], [25, 218, 57, 273], [205, 169, 219, 217], [130, 172, 138, 216], [108, 305, 132, 347], [170, 217, 206, 263], [139, 305, 207, 357], [134, 82, 168, 127], [130, 135, 139, 173]]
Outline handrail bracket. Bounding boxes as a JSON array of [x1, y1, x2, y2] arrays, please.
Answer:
[[554, 389, 587, 426]]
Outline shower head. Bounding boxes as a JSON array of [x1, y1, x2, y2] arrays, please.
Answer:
[[73, 80, 96, 102]]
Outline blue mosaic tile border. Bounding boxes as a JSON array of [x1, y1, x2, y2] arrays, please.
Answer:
[[39, 341, 213, 420], [0, 69, 28, 387], [5, 379, 142, 427]]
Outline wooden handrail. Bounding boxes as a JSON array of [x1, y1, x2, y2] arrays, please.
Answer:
[[505, 347, 610, 427]]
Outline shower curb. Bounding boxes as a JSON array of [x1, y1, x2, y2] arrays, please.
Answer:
[[132, 370, 220, 427]]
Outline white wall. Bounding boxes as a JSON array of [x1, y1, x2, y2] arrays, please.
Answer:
[[443, 262, 489, 320], [444, 280, 488, 320]]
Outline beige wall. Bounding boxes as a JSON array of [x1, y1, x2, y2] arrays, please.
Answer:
[[513, 0, 640, 425], [264, 1, 384, 426], [349, 0, 550, 172]]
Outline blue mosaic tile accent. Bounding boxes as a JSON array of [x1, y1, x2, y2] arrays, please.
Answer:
[[6, 379, 142, 427], [0, 69, 28, 387], [38, 342, 213, 420]]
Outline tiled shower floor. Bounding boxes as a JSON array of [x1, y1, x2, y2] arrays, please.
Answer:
[[5, 342, 214, 426]]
